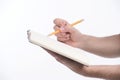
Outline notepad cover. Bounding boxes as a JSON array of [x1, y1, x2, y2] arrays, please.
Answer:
[[27, 30, 90, 65]]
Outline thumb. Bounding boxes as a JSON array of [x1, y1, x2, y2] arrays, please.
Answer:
[[60, 24, 77, 34]]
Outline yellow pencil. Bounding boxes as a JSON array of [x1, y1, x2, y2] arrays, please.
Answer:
[[48, 19, 84, 36]]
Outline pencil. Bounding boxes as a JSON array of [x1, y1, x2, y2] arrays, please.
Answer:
[[48, 19, 84, 36]]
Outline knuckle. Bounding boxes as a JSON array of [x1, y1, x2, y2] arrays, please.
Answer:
[[53, 25, 59, 30], [53, 18, 60, 24]]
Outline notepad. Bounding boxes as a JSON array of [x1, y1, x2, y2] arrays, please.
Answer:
[[27, 30, 90, 65]]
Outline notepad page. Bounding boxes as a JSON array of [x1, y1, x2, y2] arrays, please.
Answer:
[[27, 30, 90, 65]]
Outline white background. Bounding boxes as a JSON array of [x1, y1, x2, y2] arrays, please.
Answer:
[[0, 0, 120, 80]]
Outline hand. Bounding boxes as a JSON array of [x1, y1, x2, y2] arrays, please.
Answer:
[[44, 48, 88, 76], [44, 48, 120, 80], [53, 18, 85, 48]]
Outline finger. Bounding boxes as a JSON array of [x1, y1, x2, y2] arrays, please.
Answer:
[[54, 24, 68, 33], [54, 25, 70, 37], [53, 25, 60, 31], [53, 18, 68, 27], [54, 25, 67, 37], [54, 54, 84, 72], [43, 47, 80, 68], [43, 47, 85, 75], [57, 37, 69, 42], [53, 25, 62, 37], [64, 24, 77, 33], [58, 24, 77, 34], [53, 25, 62, 36], [42, 48, 61, 59]]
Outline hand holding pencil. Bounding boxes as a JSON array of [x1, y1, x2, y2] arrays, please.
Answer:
[[48, 18, 84, 47], [48, 19, 84, 36]]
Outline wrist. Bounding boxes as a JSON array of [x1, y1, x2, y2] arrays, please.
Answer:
[[77, 34, 89, 50]]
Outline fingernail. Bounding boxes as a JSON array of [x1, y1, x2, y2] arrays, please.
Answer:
[[60, 27, 65, 32]]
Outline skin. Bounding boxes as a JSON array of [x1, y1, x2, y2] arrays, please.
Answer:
[[44, 18, 120, 80]]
